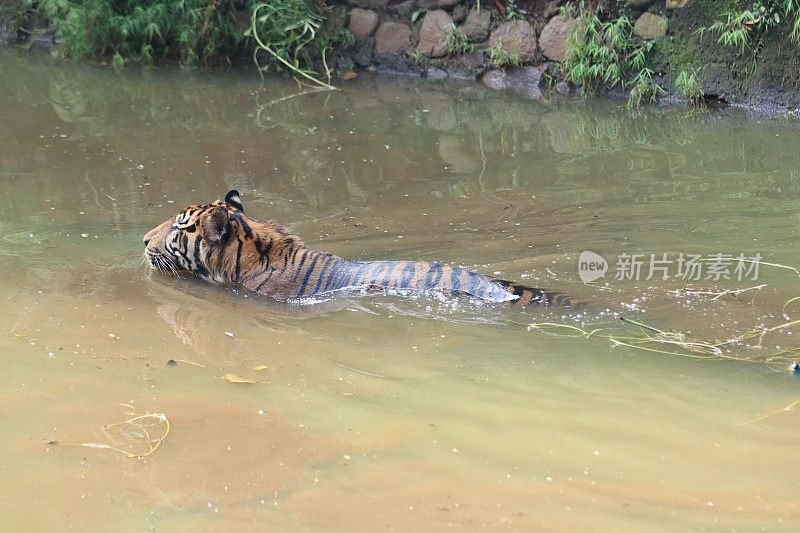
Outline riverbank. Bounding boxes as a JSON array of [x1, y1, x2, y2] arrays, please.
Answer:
[[3, 0, 800, 112]]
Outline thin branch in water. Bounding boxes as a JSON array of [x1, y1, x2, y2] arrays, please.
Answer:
[[333, 361, 389, 379], [735, 398, 800, 427], [680, 284, 766, 300], [54, 405, 170, 459]]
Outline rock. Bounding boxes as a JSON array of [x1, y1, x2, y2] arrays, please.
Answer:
[[374, 22, 412, 58], [666, 0, 688, 8], [634, 12, 668, 39], [488, 20, 536, 62], [337, 56, 355, 71], [451, 3, 468, 23], [324, 5, 349, 33], [427, 67, 449, 79], [438, 0, 465, 7], [349, 8, 379, 42], [539, 15, 578, 62], [445, 66, 478, 80], [555, 80, 570, 94], [418, 0, 438, 9], [352, 37, 375, 66], [445, 51, 485, 79], [505, 65, 546, 99], [480, 66, 546, 99], [416, 10, 453, 57], [627, 0, 654, 7], [481, 69, 507, 91], [346, 0, 389, 9], [389, 0, 416, 19], [460, 8, 491, 42], [457, 50, 485, 70]]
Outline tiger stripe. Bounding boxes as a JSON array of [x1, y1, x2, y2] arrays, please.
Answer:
[[309, 254, 336, 296], [144, 191, 585, 310]]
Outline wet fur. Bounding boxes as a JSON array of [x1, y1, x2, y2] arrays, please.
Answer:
[[144, 191, 577, 308]]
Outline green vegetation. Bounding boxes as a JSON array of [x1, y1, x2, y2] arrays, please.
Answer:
[[16, 0, 248, 67], [696, 1, 800, 54], [503, 0, 528, 21], [442, 23, 473, 55], [2, 0, 349, 79], [0, 0, 29, 37], [248, 0, 351, 88], [0, 0, 793, 106], [563, 6, 663, 108], [627, 68, 663, 109], [410, 49, 445, 74], [487, 41, 522, 69], [675, 69, 705, 106]]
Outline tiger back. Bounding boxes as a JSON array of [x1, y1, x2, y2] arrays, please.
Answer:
[[143, 190, 580, 309]]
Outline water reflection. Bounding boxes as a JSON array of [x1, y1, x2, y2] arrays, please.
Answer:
[[3, 49, 800, 218]]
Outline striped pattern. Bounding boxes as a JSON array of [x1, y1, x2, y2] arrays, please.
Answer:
[[242, 251, 576, 308], [144, 194, 582, 310]]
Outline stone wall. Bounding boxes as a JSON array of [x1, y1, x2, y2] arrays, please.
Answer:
[[5, 0, 800, 109], [326, 0, 675, 100], [325, 0, 800, 110]]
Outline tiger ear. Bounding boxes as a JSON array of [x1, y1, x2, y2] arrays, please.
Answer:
[[202, 207, 230, 245], [225, 189, 244, 212]]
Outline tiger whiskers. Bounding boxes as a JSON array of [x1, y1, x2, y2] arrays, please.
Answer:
[[146, 252, 180, 277]]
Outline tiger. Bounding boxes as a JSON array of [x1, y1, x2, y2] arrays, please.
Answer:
[[143, 190, 579, 309]]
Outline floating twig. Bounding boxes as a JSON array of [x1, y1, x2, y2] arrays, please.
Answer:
[[735, 398, 800, 427], [528, 315, 800, 365], [55, 405, 170, 459], [526, 322, 604, 338], [681, 284, 766, 300], [333, 361, 388, 379], [175, 359, 205, 367]]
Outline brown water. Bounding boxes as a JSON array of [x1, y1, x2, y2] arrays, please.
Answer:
[[1, 48, 799, 530]]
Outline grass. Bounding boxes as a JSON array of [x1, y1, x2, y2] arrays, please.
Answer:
[[627, 68, 663, 109], [563, 5, 663, 107], [21, 0, 247, 67], [695, 0, 800, 55], [443, 23, 473, 55], [248, 0, 341, 88], [563, 12, 632, 92], [5, 0, 350, 78], [675, 69, 705, 106], [487, 41, 522, 69]]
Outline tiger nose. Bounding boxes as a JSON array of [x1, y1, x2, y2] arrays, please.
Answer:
[[143, 237, 151, 246]]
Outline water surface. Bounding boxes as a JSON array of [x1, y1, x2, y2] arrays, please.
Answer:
[[1, 48, 799, 530]]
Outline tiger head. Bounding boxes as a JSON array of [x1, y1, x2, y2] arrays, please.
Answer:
[[143, 190, 248, 282]]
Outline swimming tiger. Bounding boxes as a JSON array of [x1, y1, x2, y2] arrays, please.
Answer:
[[143, 190, 578, 308]]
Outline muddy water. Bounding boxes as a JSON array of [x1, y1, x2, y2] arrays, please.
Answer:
[[1, 48, 799, 530]]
